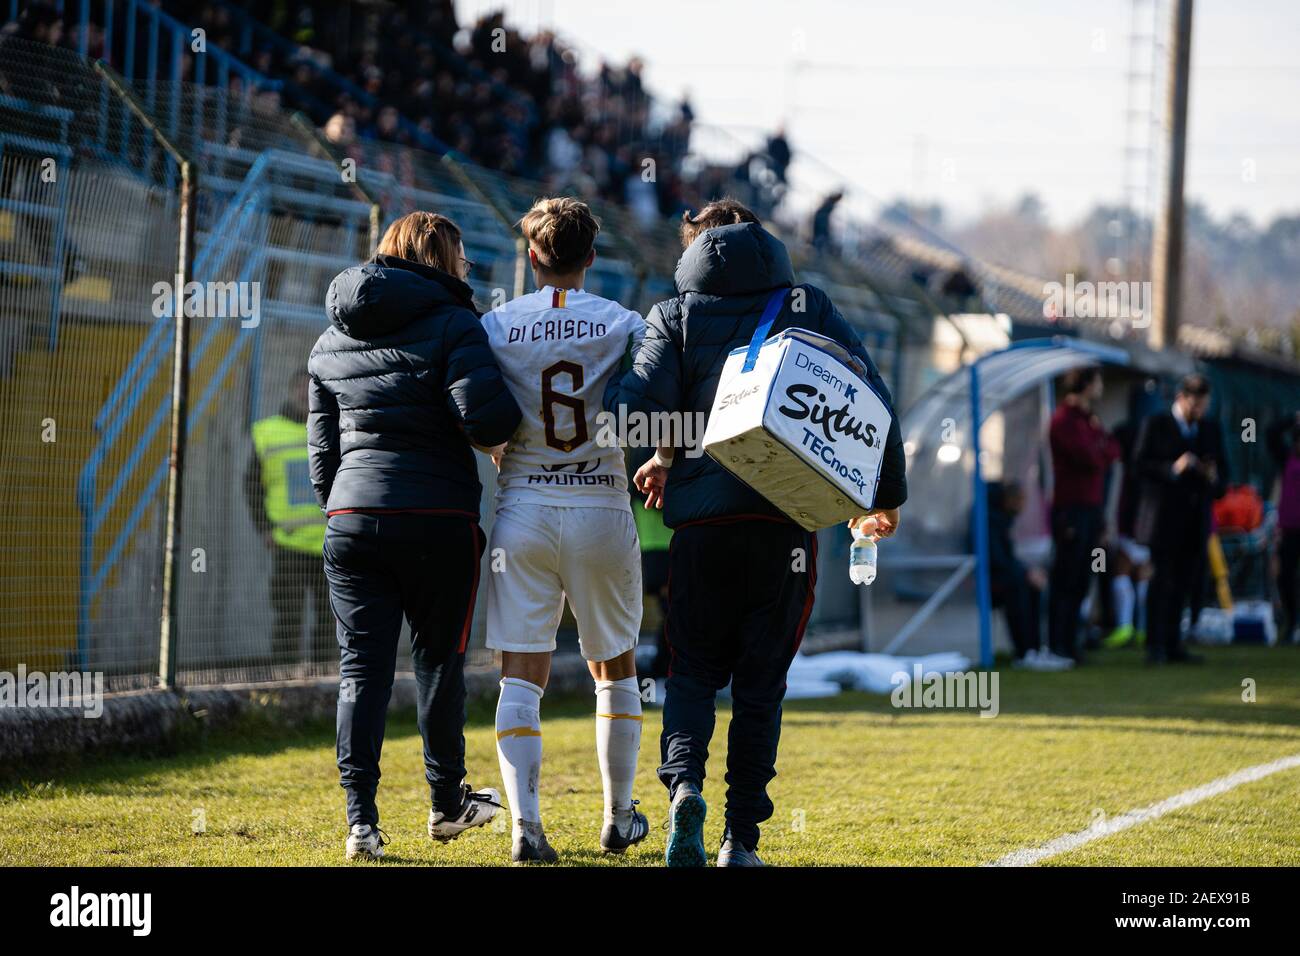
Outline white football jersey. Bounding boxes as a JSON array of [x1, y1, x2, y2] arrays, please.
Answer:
[[482, 286, 645, 508]]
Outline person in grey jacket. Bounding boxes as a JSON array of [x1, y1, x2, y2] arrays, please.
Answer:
[[308, 211, 521, 860]]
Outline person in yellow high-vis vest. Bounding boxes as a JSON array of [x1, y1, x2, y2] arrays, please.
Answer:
[[245, 388, 334, 666]]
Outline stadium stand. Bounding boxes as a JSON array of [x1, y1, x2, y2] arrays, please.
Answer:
[[16, 0, 760, 217], [0, 7, 923, 689], [7, 2, 1295, 693]]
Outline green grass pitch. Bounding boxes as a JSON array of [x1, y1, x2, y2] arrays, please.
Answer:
[[2, 646, 1298, 866]]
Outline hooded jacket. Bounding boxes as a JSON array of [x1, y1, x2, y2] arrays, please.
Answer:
[[604, 221, 907, 528], [307, 254, 522, 517]]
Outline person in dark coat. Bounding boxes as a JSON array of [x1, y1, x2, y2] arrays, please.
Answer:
[[811, 189, 844, 252], [1047, 367, 1119, 663], [605, 199, 907, 866], [1132, 373, 1227, 664], [308, 211, 522, 860]]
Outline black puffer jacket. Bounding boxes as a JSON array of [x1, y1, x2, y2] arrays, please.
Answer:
[[308, 255, 522, 517], [604, 222, 907, 528]]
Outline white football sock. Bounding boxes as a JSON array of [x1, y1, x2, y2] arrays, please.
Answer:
[[1135, 579, 1149, 632], [595, 676, 643, 824], [495, 677, 544, 833], [1112, 575, 1135, 629]]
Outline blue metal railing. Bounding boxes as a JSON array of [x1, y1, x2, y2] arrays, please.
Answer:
[[74, 149, 375, 664], [57, 0, 283, 172], [75, 152, 276, 666], [0, 94, 73, 349], [75, 0, 269, 89]]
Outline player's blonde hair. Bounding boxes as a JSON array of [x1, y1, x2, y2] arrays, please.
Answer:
[[518, 197, 600, 274], [376, 211, 462, 275]]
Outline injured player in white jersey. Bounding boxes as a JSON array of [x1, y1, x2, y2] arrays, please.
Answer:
[[481, 197, 650, 863]]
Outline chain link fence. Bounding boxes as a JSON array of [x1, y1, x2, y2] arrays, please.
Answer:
[[0, 36, 929, 691], [0, 37, 183, 688]]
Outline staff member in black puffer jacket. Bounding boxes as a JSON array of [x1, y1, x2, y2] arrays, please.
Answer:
[[605, 199, 907, 867], [309, 211, 522, 861]]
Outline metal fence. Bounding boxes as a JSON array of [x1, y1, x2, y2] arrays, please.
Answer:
[[0, 38, 186, 688], [0, 36, 933, 691]]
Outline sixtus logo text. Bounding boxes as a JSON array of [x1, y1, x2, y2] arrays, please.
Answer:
[[778, 384, 880, 450]]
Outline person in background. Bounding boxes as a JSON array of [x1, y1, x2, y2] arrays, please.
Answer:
[[1103, 380, 1158, 650], [985, 481, 1064, 671], [765, 127, 792, 184], [606, 198, 906, 867], [244, 371, 333, 666], [1266, 411, 1300, 643], [1132, 374, 1227, 665], [309, 211, 522, 861], [480, 197, 650, 863], [811, 189, 844, 253], [1048, 367, 1120, 663]]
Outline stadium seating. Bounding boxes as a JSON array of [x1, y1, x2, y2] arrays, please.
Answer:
[[0, 7, 942, 687]]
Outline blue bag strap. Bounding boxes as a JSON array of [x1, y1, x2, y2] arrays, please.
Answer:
[[741, 287, 791, 372]]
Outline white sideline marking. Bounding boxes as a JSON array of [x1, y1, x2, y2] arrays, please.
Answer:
[[987, 752, 1300, 867]]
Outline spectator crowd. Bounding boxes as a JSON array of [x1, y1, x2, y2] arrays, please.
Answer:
[[12, 0, 801, 228]]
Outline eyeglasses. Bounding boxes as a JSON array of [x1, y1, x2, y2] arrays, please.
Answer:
[[459, 256, 476, 276]]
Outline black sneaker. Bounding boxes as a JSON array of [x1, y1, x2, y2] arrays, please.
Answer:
[[665, 783, 707, 867], [512, 820, 559, 864]]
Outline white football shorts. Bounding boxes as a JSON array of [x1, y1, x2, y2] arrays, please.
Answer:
[[486, 503, 643, 661]]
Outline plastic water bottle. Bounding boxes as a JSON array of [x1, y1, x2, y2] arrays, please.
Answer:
[[849, 527, 877, 586]]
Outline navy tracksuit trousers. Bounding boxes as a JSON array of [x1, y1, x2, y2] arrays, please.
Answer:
[[1047, 504, 1101, 659], [323, 511, 483, 827], [658, 518, 817, 850]]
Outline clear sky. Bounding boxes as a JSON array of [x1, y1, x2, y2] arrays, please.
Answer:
[[453, 0, 1300, 228]]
